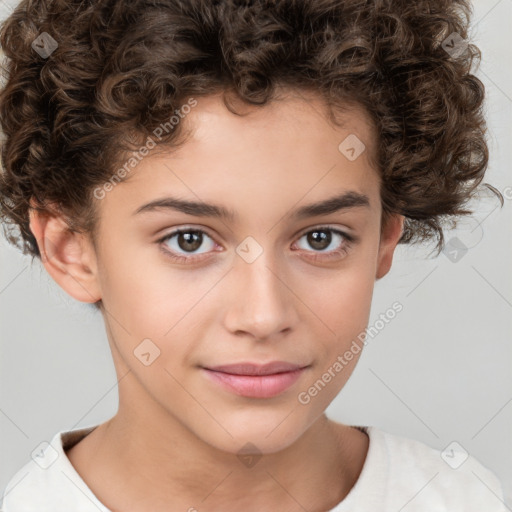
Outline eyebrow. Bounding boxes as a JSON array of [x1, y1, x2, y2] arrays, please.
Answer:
[[133, 191, 370, 221]]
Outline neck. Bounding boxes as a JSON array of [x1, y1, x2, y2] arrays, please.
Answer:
[[66, 378, 368, 512]]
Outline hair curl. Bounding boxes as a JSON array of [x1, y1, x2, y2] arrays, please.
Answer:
[[0, 0, 503, 262]]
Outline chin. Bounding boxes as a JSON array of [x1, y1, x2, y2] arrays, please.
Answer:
[[192, 410, 316, 456]]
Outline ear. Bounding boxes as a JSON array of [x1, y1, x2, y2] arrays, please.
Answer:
[[376, 212, 404, 280], [28, 201, 101, 303]]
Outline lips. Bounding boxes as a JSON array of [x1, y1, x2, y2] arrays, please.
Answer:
[[205, 361, 306, 376], [201, 361, 309, 398]]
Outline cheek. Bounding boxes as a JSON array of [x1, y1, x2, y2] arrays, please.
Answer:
[[295, 257, 375, 395], [98, 249, 226, 372], [294, 271, 373, 409], [301, 262, 375, 335], [98, 224, 377, 354]]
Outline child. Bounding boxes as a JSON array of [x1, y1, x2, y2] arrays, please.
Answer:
[[0, 0, 507, 510]]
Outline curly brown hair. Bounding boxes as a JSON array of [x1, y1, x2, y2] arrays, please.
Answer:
[[0, 0, 503, 261]]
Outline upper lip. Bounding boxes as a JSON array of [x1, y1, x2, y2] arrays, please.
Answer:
[[204, 361, 308, 376]]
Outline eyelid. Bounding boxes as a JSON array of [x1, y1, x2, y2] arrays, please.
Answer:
[[158, 223, 354, 245], [295, 224, 355, 242], [158, 224, 218, 243]]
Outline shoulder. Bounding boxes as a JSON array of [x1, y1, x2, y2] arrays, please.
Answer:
[[0, 426, 108, 512], [363, 426, 507, 511]]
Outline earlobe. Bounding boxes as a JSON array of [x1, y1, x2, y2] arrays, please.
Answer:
[[28, 205, 101, 304], [376, 213, 404, 280]]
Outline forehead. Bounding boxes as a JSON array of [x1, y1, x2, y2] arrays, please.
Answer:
[[187, 90, 377, 162], [101, 90, 381, 224]]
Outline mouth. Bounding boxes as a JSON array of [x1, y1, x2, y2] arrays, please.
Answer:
[[201, 361, 310, 398]]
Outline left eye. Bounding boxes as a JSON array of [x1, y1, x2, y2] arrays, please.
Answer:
[[294, 227, 350, 253]]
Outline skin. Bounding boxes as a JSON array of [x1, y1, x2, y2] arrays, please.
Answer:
[[29, 89, 404, 512]]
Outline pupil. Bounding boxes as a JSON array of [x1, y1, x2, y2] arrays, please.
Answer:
[[308, 230, 331, 250], [178, 231, 202, 252]]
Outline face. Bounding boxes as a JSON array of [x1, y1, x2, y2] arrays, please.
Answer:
[[37, 90, 403, 455]]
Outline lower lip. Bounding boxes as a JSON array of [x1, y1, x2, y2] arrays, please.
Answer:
[[202, 368, 306, 398]]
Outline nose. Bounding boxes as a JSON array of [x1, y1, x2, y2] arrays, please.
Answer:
[[222, 248, 299, 341]]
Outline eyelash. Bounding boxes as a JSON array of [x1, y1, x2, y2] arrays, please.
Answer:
[[157, 226, 356, 264]]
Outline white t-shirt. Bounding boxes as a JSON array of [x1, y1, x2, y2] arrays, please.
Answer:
[[0, 424, 507, 511]]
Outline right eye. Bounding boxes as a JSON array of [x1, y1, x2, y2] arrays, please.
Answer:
[[157, 227, 219, 263]]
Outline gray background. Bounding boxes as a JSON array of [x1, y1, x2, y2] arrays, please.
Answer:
[[0, 0, 511, 508]]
